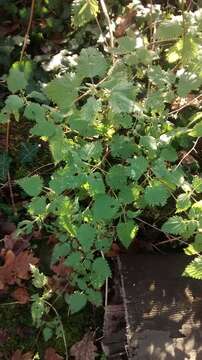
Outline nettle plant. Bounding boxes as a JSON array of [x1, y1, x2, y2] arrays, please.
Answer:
[[1, 5, 202, 313]]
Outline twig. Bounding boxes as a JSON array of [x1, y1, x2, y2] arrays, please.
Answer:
[[168, 94, 202, 117], [99, 0, 114, 50], [175, 137, 199, 170], [20, 0, 35, 61], [6, 120, 17, 215]]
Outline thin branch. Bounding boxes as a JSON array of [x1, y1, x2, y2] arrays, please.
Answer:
[[99, 0, 114, 50], [20, 0, 35, 61], [6, 120, 17, 215], [168, 94, 202, 117], [175, 137, 199, 170]]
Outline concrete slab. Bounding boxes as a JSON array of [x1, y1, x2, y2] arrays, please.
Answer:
[[118, 253, 202, 360]]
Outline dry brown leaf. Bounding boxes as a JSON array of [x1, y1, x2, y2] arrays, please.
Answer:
[[12, 287, 30, 304], [114, 10, 136, 38], [52, 258, 73, 277], [105, 243, 121, 257], [70, 333, 97, 360], [11, 350, 33, 360], [0, 250, 38, 290], [44, 347, 63, 360]]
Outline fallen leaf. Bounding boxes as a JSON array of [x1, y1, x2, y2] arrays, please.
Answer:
[[0, 250, 39, 290], [115, 10, 136, 38], [44, 347, 63, 360], [52, 258, 73, 277], [12, 287, 30, 304], [70, 333, 97, 360], [11, 350, 33, 360], [105, 243, 121, 257]]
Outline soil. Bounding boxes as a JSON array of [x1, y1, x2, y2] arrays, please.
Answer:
[[118, 253, 202, 360]]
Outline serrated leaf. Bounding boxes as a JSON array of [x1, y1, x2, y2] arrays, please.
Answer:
[[5, 95, 24, 118], [43, 327, 53, 342], [117, 221, 138, 248], [140, 136, 157, 151], [157, 19, 182, 40], [87, 288, 102, 306], [0, 152, 11, 181], [176, 193, 191, 213], [87, 173, 105, 196], [110, 135, 135, 159], [19, 142, 39, 164], [189, 200, 202, 219], [106, 165, 128, 190], [67, 292, 87, 314], [77, 224, 96, 252], [92, 194, 119, 221], [119, 185, 140, 204], [7, 68, 27, 93], [65, 252, 82, 270], [45, 74, 80, 111], [77, 47, 108, 79], [24, 102, 46, 121], [51, 243, 71, 264], [31, 119, 56, 138], [91, 257, 111, 288], [162, 216, 187, 235], [30, 265, 48, 288], [17, 175, 43, 197], [144, 181, 170, 207], [160, 145, 178, 162], [28, 196, 47, 217], [72, 0, 99, 28], [79, 141, 103, 161], [183, 257, 202, 280], [109, 80, 137, 113], [184, 234, 202, 256], [177, 72, 201, 97], [189, 121, 202, 137], [192, 176, 202, 193], [128, 156, 148, 181]]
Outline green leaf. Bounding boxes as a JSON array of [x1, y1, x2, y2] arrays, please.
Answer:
[[30, 265, 48, 288], [177, 72, 201, 97], [144, 181, 170, 207], [67, 292, 87, 314], [110, 135, 135, 159], [87, 173, 105, 196], [161, 216, 187, 235], [19, 142, 39, 164], [183, 257, 202, 280], [117, 221, 138, 248], [5, 95, 24, 119], [45, 74, 80, 112], [106, 165, 128, 190], [17, 175, 43, 197], [79, 141, 103, 161], [0, 152, 11, 181], [7, 68, 27, 93], [92, 194, 119, 221], [72, 0, 99, 28], [65, 252, 82, 270], [91, 257, 111, 288], [87, 289, 102, 306], [128, 156, 148, 181], [160, 145, 178, 162], [31, 295, 45, 327], [140, 136, 157, 151], [184, 234, 202, 256], [77, 224, 96, 252], [119, 185, 141, 205], [51, 243, 71, 264], [31, 119, 56, 137], [24, 103, 46, 121], [189, 121, 202, 137], [109, 80, 137, 113], [157, 19, 182, 40], [77, 47, 108, 78], [176, 193, 191, 213], [28, 196, 47, 217], [189, 201, 202, 219], [192, 176, 202, 193], [116, 36, 136, 54], [43, 327, 53, 342]]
